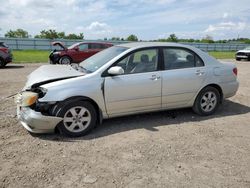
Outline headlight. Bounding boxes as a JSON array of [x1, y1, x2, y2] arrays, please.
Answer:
[[15, 91, 38, 107]]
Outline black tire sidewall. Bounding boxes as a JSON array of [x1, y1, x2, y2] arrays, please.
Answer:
[[0, 58, 5, 68], [55, 101, 97, 137], [193, 86, 220, 116]]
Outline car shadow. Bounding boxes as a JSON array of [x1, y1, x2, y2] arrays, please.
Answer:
[[0, 64, 24, 69], [37, 100, 250, 142]]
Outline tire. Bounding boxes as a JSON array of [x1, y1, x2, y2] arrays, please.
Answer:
[[54, 101, 97, 137], [0, 58, 6, 68], [193, 86, 220, 116], [236, 58, 241, 61], [59, 56, 71, 65]]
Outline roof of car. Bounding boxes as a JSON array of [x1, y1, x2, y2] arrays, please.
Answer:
[[117, 42, 190, 49], [77, 42, 113, 45]]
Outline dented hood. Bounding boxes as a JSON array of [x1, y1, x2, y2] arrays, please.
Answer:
[[24, 65, 85, 89]]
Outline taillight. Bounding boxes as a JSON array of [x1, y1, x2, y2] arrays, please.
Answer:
[[233, 67, 237, 76]]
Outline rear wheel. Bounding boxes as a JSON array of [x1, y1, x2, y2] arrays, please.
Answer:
[[54, 101, 97, 137], [59, 56, 71, 64], [193, 86, 220, 116]]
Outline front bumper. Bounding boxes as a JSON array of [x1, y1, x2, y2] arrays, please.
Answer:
[[5, 54, 13, 63], [235, 54, 250, 59], [17, 106, 62, 133], [49, 53, 60, 64]]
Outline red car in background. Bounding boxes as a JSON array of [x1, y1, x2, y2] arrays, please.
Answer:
[[0, 42, 13, 68], [49, 42, 113, 64]]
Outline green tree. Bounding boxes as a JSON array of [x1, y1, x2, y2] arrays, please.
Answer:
[[35, 29, 59, 39], [58, 32, 66, 39], [5, 28, 29, 38], [201, 35, 214, 43], [65, 33, 84, 39], [167, 34, 178, 42], [35, 30, 83, 39], [126, 34, 138, 41]]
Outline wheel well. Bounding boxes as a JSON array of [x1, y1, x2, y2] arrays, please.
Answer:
[[60, 55, 72, 62], [203, 84, 223, 103], [59, 96, 102, 123]]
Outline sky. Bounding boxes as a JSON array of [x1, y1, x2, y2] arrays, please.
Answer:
[[0, 0, 249, 40]]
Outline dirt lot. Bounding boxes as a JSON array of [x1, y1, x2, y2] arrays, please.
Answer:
[[0, 61, 250, 188]]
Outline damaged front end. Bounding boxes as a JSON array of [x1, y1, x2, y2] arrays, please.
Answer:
[[15, 64, 85, 133], [15, 87, 62, 133]]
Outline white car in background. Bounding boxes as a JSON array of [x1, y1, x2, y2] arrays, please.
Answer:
[[235, 46, 250, 61], [15, 42, 239, 137]]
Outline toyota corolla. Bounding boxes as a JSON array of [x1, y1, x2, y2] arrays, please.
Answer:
[[15, 42, 239, 137]]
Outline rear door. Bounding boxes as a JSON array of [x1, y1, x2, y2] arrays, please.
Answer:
[[89, 43, 102, 56], [104, 48, 162, 116], [161, 47, 206, 108]]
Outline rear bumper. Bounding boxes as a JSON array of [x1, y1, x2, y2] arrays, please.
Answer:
[[221, 81, 239, 98], [17, 106, 62, 133]]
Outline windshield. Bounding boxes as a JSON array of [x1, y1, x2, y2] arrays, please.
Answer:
[[79, 46, 128, 72], [68, 43, 79, 49]]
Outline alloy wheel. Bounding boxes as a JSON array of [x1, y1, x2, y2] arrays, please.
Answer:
[[200, 91, 217, 112], [63, 106, 91, 133]]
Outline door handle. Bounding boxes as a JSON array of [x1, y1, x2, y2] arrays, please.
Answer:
[[195, 70, 205, 76], [150, 75, 161, 80]]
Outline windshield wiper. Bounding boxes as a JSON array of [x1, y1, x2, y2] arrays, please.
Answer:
[[78, 64, 92, 73]]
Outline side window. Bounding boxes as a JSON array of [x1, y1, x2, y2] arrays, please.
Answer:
[[116, 49, 158, 74], [163, 48, 203, 70], [195, 55, 204, 67], [100, 44, 107, 49], [79, 44, 88, 51], [90, 44, 102, 49]]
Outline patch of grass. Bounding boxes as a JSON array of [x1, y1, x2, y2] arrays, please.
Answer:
[[208, 51, 235, 59], [12, 50, 50, 63]]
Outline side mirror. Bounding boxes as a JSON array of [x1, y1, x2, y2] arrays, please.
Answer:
[[108, 66, 124, 76]]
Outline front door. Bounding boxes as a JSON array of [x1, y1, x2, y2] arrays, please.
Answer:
[[75, 43, 90, 62], [104, 48, 162, 116]]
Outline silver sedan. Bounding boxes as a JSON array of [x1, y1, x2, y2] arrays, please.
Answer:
[[15, 42, 239, 137]]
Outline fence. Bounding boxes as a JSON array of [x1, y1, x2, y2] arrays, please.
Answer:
[[0, 37, 249, 51]]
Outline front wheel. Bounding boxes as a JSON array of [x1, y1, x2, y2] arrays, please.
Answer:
[[55, 101, 97, 137], [59, 56, 71, 64], [236, 58, 241, 61], [193, 86, 220, 116]]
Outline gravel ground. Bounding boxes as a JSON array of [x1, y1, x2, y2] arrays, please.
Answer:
[[0, 61, 250, 188]]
